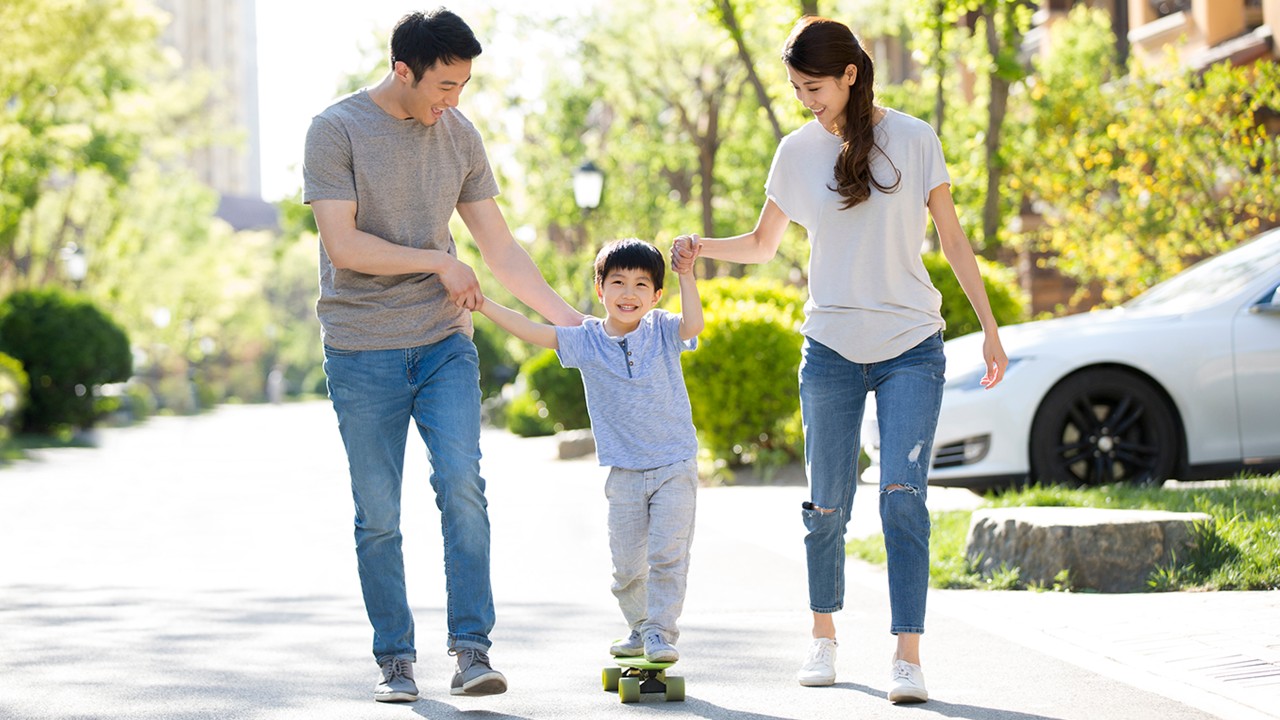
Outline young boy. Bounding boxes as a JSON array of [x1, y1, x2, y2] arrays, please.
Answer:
[[476, 238, 703, 662]]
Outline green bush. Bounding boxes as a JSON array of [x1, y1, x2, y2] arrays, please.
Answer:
[[472, 318, 517, 400], [683, 280, 804, 466], [0, 288, 132, 433], [0, 352, 29, 444], [923, 251, 1028, 340], [505, 348, 589, 437]]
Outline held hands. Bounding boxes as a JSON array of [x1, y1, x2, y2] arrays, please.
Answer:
[[670, 234, 702, 274], [438, 254, 483, 311]]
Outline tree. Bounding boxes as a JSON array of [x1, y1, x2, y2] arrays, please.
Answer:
[[1012, 7, 1280, 305]]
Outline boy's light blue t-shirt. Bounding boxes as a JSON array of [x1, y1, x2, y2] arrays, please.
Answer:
[[555, 310, 698, 470]]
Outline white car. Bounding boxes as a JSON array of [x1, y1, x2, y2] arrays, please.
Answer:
[[863, 227, 1280, 492]]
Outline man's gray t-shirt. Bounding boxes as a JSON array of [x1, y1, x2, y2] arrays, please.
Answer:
[[555, 311, 698, 470], [302, 90, 500, 350]]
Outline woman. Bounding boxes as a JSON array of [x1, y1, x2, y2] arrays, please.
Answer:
[[672, 16, 1007, 704]]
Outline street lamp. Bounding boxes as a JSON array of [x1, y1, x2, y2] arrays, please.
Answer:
[[61, 243, 88, 288], [573, 160, 604, 211]]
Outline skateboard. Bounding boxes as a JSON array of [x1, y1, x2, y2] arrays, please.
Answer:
[[601, 656, 685, 703]]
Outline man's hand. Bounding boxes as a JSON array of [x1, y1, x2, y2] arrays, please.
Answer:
[[437, 254, 483, 310]]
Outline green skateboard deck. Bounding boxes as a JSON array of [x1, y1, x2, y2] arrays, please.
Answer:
[[602, 654, 685, 702]]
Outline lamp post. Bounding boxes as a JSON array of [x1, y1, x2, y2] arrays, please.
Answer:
[[573, 160, 604, 212], [60, 243, 88, 289]]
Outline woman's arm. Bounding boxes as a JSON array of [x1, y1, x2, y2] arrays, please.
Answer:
[[674, 199, 791, 269], [928, 183, 1009, 389], [476, 296, 560, 350]]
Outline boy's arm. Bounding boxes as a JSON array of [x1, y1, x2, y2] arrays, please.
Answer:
[[676, 268, 704, 342], [477, 296, 560, 350]]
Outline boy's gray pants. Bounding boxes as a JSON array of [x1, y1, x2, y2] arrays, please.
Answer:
[[605, 457, 698, 643]]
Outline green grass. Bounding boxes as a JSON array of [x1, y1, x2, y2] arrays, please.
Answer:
[[846, 474, 1280, 592]]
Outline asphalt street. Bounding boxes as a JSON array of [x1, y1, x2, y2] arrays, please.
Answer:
[[0, 401, 1275, 719]]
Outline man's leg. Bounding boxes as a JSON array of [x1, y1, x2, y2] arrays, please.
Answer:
[[324, 345, 419, 701], [409, 334, 505, 695]]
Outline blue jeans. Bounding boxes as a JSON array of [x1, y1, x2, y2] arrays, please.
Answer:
[[323, 333, 494, 662], [798, 332, 945, 635]]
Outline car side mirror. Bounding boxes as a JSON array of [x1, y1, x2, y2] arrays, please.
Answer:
[[1251, 288, 1280, 315]]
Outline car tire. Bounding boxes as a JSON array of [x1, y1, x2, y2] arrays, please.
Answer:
[[1029, 368, 1179, 487]]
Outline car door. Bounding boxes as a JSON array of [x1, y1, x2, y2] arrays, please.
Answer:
[[1233, 282, 1280, 459]]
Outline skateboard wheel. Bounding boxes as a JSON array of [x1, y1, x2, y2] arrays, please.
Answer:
[[664, 675, 685, 701], [618, 677, 641, 703], [602, 666, 621, 691]]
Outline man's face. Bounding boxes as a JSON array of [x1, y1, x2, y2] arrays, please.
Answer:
[[397, 58, 472, 127]]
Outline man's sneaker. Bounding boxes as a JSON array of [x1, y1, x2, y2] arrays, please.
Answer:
[[374, 657, 418, 703], [449, 647, 508, 696], [888, 659, 928, 703], [643, 631, 679, 663], [610, 630, 644, 657], [796, 637, 837, 686]]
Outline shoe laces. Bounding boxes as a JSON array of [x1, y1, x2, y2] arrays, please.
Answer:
[[450, 647, 491, 672], [806, 639, 836, 666], [381, 656, 412, 680], [892, 660, 918, 682]]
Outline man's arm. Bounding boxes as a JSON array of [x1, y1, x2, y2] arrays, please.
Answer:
[[456, 198, 584, 326], [311, 199, 484, 309], [476, 296, 559, 350]]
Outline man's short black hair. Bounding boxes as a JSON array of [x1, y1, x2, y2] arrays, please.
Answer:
[[594, 238, 667, 292], [389, 8, 482, 83]]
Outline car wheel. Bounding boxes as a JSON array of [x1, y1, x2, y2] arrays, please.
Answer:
[[1030, 368, 1178, 487]]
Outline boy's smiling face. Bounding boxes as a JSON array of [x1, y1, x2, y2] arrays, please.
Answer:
[[597, 266, 662, 335]]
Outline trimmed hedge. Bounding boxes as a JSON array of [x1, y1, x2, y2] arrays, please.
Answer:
[[0, 352, 28, 444], [505, 348, 589, 437], [0, 288, 132, 433]]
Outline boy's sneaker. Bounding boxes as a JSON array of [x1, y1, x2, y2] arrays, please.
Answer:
[[643, 631, 679, 663], [887, 659, 928, 703], [796, 637, 837, 686], [374, 657, 418, 703], [449, 647, 508, 696], [610, 630, 644, 657]]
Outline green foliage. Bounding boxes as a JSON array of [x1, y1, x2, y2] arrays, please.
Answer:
[[0, 288, 132, 432], [1011, 6, 1280, 305], [472, 317, 517, 400], [922, 251, 1027, 339], [0, 352, 29, 444], [682, 278, 803, 465], [505, 348, 589, 437]]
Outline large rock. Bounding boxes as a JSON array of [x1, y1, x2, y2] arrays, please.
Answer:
[[556, 429, 596, 460], [965, 507, 1212, 592]]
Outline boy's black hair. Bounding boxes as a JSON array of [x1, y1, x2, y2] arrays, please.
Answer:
[[389, 8, 483, 84], [594, 238, 667, 292]]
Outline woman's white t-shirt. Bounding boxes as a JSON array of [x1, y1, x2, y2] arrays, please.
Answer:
[[765, 108, 950, 363]]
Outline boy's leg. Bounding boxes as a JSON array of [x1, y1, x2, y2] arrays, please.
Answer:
[[642, 458, 698, 644], [323, 345, 417, 665], [605, 466, 649, 631]]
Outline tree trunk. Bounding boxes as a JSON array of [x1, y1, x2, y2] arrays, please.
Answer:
[[800, 0, 819, 16], [716, 0, 783, 143], [982, 9, 1011, 257], [933, 0, 946, 135]]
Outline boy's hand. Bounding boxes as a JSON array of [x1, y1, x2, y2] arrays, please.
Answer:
[[671, 234, 701, 274]]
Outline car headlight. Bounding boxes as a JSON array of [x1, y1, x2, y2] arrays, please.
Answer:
[[944, 357, 1025, 392]]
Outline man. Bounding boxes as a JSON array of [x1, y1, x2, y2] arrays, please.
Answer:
[[303, 8, 581, 703]]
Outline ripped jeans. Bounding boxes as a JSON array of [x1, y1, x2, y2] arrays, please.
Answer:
[[798, 332, 944, 635]]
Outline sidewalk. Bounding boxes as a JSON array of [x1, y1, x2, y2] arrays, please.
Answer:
[[0, 401, 1275, 719]]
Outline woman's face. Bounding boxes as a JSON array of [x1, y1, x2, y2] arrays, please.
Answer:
[[786, 63, 856, 133]]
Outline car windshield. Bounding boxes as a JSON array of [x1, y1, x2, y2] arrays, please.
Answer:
[[1125, 230, 1280, 312]]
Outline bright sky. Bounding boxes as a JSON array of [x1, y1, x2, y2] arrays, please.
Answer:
[[254, 0, 592, 201]]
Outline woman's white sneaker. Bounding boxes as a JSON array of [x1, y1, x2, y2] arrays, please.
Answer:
[[887, 659, 928, 703], [796, 637, 837, 686]]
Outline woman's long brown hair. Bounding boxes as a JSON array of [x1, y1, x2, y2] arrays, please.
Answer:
[[782, 16, 900, 209]]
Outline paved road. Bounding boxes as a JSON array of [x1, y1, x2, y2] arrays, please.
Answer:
[[0, 402, 1275, 719]]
